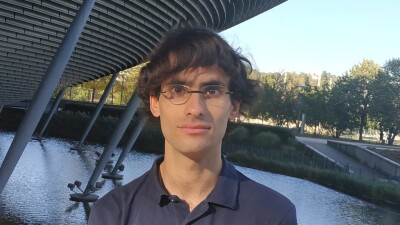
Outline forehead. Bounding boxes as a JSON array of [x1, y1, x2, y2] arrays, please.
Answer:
[[163, 65, 230, 86]]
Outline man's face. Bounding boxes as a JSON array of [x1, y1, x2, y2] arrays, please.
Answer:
[[149, 64, 240, 160]]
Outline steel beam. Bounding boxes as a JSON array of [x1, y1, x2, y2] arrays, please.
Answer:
[[71, 72, 119, 151], [70, 94, 141, 202], [36, 88, 66, 140], [0, 0, 97, 195], [102, 116, 148, 180]]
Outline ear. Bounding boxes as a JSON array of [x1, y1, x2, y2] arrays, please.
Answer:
[[229, 100, 240, 120], [150, 95, 160, 117]]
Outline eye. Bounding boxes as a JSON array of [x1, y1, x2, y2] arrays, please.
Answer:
[[203, 85, 222, 96], [170, 85, 187, 95]]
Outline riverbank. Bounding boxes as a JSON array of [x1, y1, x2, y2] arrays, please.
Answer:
[[225, 151, 400, 212]]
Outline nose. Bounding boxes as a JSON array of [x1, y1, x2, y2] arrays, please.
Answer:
[[183, 92, 206, 116]]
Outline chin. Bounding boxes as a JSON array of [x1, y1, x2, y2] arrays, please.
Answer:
[[179, 144, 220, 159]]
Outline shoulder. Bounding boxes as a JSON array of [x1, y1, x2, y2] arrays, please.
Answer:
[[236, 170, 297, 223], [88, 171, 150, 225], [238, 170, 293, 204], [98, 170, 149, 205]]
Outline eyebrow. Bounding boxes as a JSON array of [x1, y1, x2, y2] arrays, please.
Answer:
[[163, 78, 186, 86], [199, 80, 225, 86], [164, 78, 226, 87]]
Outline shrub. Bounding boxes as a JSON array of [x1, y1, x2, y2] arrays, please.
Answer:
[[225, 122, 294, 145], [0, 108, 25, 131], [252, 131, 281, 149], [226, 152, 400, 211], [134, 118, 164, 154], [46, 111, 107, 142], [228, 126, 249, 143], [62, 101, 125, 118], [61, 100, 147, 119]]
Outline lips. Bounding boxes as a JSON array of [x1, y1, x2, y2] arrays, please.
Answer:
[[178, 124, 210, 134]]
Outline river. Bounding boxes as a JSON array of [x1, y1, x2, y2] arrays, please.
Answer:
[[0, 132, 399, 224]]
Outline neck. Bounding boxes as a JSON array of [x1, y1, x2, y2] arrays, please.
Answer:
[[160, 147, 223, 212]]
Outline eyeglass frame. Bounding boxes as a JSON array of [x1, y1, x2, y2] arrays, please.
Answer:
[[159, 84, 233, 105]]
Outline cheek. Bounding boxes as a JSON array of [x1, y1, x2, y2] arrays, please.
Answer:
[[158, 107, 176, 134], [158, 116, 171, 143], [212, 108, 231, 129]]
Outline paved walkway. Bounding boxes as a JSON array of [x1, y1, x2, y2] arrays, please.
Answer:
[[296, 136, 388, 180]]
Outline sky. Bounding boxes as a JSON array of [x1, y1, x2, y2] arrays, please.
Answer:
[[221, 0, 400, 76]]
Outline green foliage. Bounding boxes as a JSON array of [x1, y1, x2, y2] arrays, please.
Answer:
[[227, 152, 400, 211], [65, 85, 90, 102], [225, 123, 293, 145], [64, 64, 143, 105], [0, 109, 163, 152], [349, 59, 381, 80], [250, 72, 298, 126], [245, 61, 397, 144], [47, 110, 163, 152], [250, 70, 338, 131], [303, 82, 330, 133], [228, 126, 249, 142], [326, 75, 357, 137], [62, 101, 127, 118], [252, 132, 281, 149], [46, 111, 111, 142], [368, 58, 400, 144], [134, 118, 164, 154], [0, 108, 25, 131], [324, 74, 372, 139]]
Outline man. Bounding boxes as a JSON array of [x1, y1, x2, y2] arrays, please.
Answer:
[[88, 27, 297, 225]]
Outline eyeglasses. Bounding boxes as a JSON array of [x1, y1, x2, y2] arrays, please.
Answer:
[[160, 84, 233, 105]]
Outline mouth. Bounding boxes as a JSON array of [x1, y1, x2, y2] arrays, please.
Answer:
[[178, 124, 211, 134]]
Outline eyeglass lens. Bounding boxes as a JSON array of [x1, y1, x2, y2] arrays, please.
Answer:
[[161, 84, 231, 105]]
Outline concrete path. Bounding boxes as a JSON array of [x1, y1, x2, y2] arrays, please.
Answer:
[[296, 136, 388, 180]]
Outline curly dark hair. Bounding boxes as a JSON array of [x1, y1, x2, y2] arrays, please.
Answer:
[[136, 26, 259, 114]]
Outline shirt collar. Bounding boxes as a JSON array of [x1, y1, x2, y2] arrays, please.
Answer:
[[145, 156, 239, 209], [144, 156, 170, 204], [205, 156, 239, 210]]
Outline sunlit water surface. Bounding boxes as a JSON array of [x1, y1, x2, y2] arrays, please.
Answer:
[[0, 132, 399, 225]]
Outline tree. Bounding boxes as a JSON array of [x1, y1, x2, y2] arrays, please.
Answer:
[[250, 72, 299, 127], [252, 72, 287, 124], [111, 65, 142, 105], [348, 59, 381, 141], [303, 83, 330, 134], [63, 64, 143, 105], [83, 77, 110, 103], [369, 58, 400, 145], [349, 59, 381, 80], [325, 75, 358, 138]]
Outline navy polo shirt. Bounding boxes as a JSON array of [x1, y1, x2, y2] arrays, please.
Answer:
[[88, 157, 297, 225]]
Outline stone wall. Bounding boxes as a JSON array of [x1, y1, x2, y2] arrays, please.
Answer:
[[327, 140, 400, 180]]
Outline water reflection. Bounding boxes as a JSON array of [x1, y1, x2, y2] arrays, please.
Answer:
[[0, 131, 399, 225], [237, 167, 400, 225]]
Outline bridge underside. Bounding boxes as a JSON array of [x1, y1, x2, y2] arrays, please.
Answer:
[[0, 0, 286, 106]]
